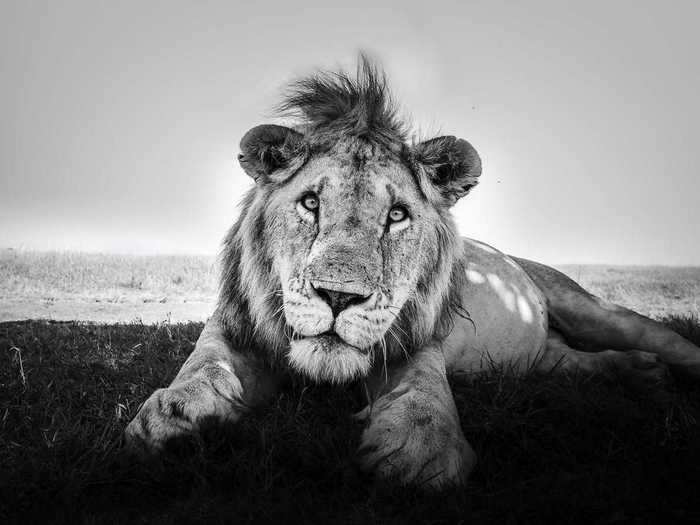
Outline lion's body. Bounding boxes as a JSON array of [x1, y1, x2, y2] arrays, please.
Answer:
[[444, 238, 548, 375], [126, 57, 700, 489], [441, 238, 697, 382]]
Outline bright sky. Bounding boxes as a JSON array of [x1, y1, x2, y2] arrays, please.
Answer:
[[2, 1, 699, 264]]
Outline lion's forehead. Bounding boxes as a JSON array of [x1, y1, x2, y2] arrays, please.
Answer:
[[298, 148, 421, 207]]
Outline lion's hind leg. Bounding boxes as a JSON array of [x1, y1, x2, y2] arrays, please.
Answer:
[[515, 257, 700, 378], [538, 330, 670, 390]]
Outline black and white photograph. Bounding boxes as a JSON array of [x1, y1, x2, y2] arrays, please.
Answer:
[[2, 1, 699, 523]]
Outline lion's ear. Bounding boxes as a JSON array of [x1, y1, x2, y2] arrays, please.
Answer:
[[411, 136, 481, 206], [238, 124, 306, 183]]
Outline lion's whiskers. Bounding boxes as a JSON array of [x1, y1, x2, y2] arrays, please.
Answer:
[[379, 335, 388, 383], [387, 326, 410, 363], [390, 321, 409, 340], [272, 303, 285, 321], [384, 311, 411, 345]]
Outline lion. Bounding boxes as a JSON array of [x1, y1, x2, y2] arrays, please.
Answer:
[[125, 57, 700, 488]]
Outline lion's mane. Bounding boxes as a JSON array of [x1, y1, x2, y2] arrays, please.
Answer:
[[218, 57, 470, 368]]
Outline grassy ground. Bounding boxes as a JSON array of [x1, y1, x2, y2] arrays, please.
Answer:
[[2, 316, 700, 524], [2, 250, 700, 522]]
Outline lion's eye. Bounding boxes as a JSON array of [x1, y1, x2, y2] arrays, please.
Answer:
[[300, 193, 319, 212], [388, 206, 408, 223]]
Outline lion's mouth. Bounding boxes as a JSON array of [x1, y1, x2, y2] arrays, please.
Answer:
[[294, 329, 369, 354], [287, 330, 373, 383], [292, 328, 369, 354]]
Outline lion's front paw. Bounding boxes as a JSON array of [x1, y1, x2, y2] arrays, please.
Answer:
[[125, 372, 243, 457], [125, 386, 197, 456], [357, 390, 476, 489]]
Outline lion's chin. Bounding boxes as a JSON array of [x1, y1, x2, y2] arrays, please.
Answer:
[[288, 334, 372, 384]]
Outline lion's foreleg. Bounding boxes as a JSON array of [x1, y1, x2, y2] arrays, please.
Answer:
[[356, 345, 476, 489], [125, 312, 277, 455]]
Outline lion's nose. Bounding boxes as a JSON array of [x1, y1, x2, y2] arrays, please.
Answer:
[[312, 286, 369, 318]]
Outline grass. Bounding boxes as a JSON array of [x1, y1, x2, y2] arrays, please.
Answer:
[[558, 264, 700, 319], [2, 250, 699, 323], [0, 250, 219, 323], [0, 250, 218, 303], [2, 316, 700, 524]]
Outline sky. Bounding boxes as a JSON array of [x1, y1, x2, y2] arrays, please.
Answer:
[[2, 0, 699, 265]]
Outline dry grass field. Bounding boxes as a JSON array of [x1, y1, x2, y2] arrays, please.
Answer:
[[557, 264, 700, 320], [0, 250, 218, 323], [2, 249, 700, 524], [2, 249, 699, 323]]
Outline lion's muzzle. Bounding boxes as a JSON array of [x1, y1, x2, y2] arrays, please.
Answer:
[[310, 282, 371, 318], [283, 277, 398, 383]]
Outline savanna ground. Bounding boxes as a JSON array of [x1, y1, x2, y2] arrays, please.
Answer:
[[1, 250, 700, 524]]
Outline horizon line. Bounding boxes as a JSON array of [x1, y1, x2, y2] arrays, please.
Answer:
[[2, 246, 699, 268]]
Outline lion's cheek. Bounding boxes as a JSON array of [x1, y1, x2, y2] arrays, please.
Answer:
[[270, 213, 316, 270], [382, 230, 425, 282], [381, 254, 420, 302]]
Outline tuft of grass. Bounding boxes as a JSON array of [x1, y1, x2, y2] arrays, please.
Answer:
[[1, 316, 700, 524]]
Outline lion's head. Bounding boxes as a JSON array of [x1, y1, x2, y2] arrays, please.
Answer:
[[220, 58, 481, 383]]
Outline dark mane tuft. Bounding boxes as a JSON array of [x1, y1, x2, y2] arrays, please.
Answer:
[[277, 54, 408, 147]]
